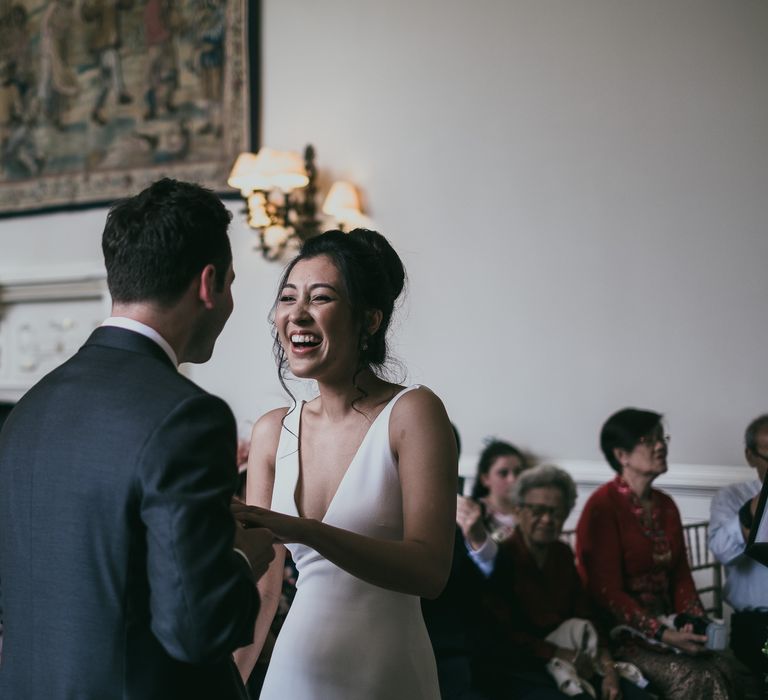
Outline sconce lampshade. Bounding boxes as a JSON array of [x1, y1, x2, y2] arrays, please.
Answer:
[[322, 181, 363, 227], [227, 152, 261, 195], [228, 144, 370, 260], [253, 148, 309, 192], [228, 148, 309, 194]]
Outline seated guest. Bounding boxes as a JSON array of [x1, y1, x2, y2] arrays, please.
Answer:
[[709, 414, 768, 679], [475, 464, 651, 700], [457, 439, 532, 574], [422, 427, 491, 699], [576, 408, 744, 699]]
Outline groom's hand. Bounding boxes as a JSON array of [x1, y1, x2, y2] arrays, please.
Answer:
[[231, 503, 307, 544], [234, 525, 276, 580]]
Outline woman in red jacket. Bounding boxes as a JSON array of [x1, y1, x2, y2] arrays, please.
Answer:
[[575, 408, 742, 699]]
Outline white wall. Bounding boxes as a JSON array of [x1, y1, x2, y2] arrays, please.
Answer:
[[2, 1, 768, 484]]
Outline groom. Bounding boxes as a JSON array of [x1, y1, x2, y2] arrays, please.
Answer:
[[0, 179, 272, 699]]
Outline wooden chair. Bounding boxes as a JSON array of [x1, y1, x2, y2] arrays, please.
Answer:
[[682, 520, 724, 619]]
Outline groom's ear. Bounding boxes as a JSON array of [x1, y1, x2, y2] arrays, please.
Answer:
[[198, 264, 218, 309]]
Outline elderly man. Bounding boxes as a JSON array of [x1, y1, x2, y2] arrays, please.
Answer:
[[709, 414, 768, 677]]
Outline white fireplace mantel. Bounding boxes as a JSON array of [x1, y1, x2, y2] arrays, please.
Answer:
[[0, 267, 109, 403]]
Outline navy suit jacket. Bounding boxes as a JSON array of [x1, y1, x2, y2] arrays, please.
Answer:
[[0, 327, 259, 699]]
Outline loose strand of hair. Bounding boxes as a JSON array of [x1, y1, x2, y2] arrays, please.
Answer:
[[273, 335, 299, 440], [350, 364, 370, 418]]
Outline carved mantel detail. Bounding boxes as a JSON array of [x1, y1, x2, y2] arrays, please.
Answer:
[[0, 272, 109, 402]]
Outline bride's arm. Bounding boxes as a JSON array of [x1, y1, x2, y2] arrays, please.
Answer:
[[233, 408, 288, 682], [233, 388, 457, 599]]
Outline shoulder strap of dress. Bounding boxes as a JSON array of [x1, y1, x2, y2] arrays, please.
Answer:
[[380, 384, 422, 420]]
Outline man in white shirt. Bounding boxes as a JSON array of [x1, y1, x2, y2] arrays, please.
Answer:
[[709, 414, 768, 676]]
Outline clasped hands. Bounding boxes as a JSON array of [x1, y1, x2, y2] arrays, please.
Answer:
[[231, 499, 307, 544], [231, 499, 302, 579], [660, 623, 708, 655]]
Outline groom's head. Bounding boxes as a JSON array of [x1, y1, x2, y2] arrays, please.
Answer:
[[103, 178, 232, 305], [102, 178, 235, 363]]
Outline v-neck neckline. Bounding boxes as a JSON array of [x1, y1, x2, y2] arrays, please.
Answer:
[[292, 387, 410, 522]]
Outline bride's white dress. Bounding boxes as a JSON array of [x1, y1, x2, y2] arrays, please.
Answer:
[[258, 385, 441, 699]]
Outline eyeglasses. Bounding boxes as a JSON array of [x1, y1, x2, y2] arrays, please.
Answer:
[[638, 433, 670, 447], [749, 448, 768, 462], [519, 503, 566, 521]]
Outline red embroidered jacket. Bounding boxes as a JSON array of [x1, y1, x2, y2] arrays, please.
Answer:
[[575, 476, 704, 639]]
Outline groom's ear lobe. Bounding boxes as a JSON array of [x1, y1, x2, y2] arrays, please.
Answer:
[[198, 264, 218, 309]]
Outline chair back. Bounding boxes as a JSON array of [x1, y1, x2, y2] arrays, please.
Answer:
[[682, 520, 724, 619]]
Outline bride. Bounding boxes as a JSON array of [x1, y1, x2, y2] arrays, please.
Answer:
[[232, 229, 457, 698]]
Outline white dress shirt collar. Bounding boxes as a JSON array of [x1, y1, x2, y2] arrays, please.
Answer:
[[101, 317, 178, 367]]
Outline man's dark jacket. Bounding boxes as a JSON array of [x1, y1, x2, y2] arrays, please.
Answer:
[[0, 327, 258, 699]]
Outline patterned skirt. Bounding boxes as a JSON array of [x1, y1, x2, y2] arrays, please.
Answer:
[[615, 643, 746, 700]]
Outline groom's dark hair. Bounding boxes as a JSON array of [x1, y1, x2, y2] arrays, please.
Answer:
[[102, 178, 232, 305]]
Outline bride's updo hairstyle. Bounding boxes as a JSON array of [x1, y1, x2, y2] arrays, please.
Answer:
[[272, 228, 406, 383]]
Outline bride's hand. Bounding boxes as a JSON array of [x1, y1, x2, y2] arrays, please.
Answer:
[[231, 502, 309, 544]]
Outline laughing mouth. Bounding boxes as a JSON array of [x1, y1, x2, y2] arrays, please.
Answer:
[[290, 333, 322, 348]]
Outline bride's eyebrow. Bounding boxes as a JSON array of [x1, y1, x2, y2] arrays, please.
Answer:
[[309, 283, 339, 293]]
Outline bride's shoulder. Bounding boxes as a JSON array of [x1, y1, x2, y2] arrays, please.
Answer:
[[247, 407, 293, 504], [390, 384, 448, 424], [389, 386, 455, 471], [251, 406, 291, 447]]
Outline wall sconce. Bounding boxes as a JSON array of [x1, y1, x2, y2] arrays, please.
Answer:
[[228, 145, 367, 260]]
